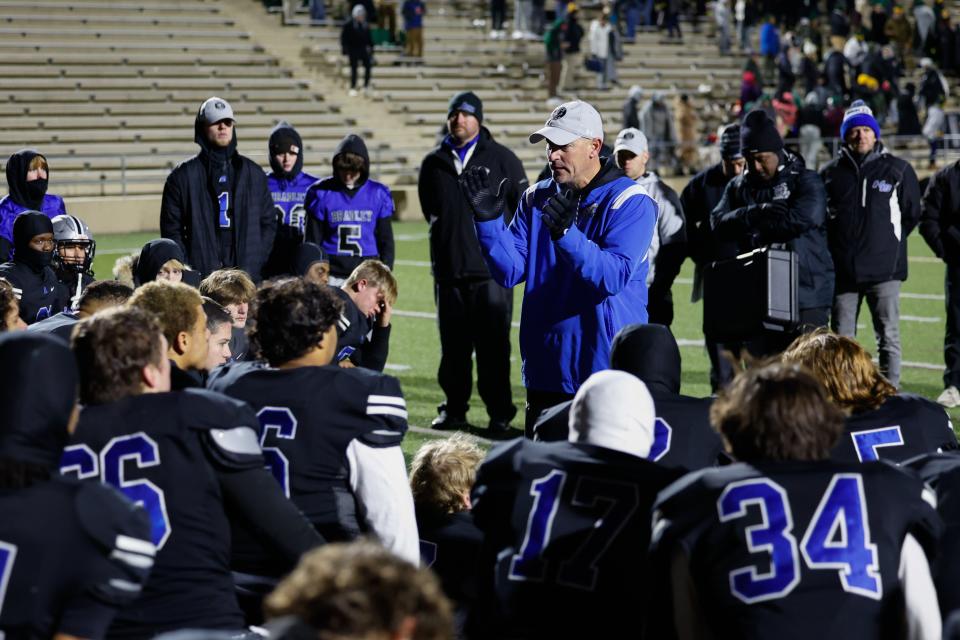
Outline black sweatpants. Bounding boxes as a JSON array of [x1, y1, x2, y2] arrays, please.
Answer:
[[349, 53, 371, 88], [435, 278, 516, 423]]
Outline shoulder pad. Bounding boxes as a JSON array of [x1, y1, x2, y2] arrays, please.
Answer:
[[204, 426, 265, 470], [74, 481, 155, 606], [354, 370, 408, 446], [180, 388, 260, 432], [205, 360, 264, 393]]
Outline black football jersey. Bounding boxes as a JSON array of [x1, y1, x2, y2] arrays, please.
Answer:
[[208, 361, 407, 567], [61, 389, 265, 638], [25, 309, 79, 344], [418, 508, 484, 608], [905, 451, 960, 616], [469, 438, 683, 638], [649, 460, 941, 640], [831, 394, 958, 464], [533, 392, 723, 471], [332, 285, 372, 362], [0, 478, 152, 639]]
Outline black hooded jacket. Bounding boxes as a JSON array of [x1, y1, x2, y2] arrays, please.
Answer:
[[304, 134, 395, 279], [0, 212, 67, 325], [160, 112, 277, 282], [418, 127, 529, 283], [533, 324, 723, 471]]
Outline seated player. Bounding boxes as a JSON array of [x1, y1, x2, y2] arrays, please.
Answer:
[[51, 214, 96, 307], [135, 238, 190, 286], [783, 329, 958, 462], [410, 434, 485, 627], [649, 362, 942, 640], [264, 541, 453, 640], [202, 296, 233, 372], [305, 133, 395, 285], [294, 242, 331, 286], [469, 370, 684, 638], [0, 332, 153, 638], [535, 323, 722, 470], [63, 306, 322, 637], [208, 277, 418, 565], [200, 268, 256, 361], [0, 278, 25, 331], [0, 212, 67, 324], [28, 280, 133, 342], [334, 258, 396, 371], [0, 150, 66, 259], [129, 281, 209, 391]]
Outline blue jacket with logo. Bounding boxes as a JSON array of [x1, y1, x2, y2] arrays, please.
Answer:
[[820, 143, 921, 288], [475, 159, 657, 394]]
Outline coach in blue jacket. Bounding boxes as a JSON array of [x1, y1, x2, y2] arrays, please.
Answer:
[[461, 100, 658, 437]]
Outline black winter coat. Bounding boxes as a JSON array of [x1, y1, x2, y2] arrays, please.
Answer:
[[681, 162, 735, 266], [0, 260, 67, 325], [341, 19, 373, 58], [820, 144, 921, 288], [921, 161, 960, 265], [160, 153, 276, 282], [711, 150, 835, 309], [418, 128, 529, 283]]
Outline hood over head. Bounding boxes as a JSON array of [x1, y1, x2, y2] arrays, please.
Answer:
[[568, 370, 656, 458], [13, 211, 54, 271], [332, 133, 370, 187], [610, 323, 681, 394], [193, 97, 238, 160], [6, 149, 49, 210], [293, 242, 328, 276], [268, 121, 305, 180], [0, 332, 78, 470], [136, 238, 185, 286]]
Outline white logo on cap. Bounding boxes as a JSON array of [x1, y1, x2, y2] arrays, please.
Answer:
[[552, 106, 567, 120]]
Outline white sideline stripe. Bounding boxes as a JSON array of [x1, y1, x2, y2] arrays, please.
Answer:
[[110, 550, 154, 570], [368, 394, 406, 407], [396, 233, 428, 241], [902, 292, 945, 301], [910, 256, 940, 264], [116, 534, 156, 556], [367, 406, 409, 419], [902, 314, 941, 323], [384, 363, 411, 371], [395, 259, 432, 267]]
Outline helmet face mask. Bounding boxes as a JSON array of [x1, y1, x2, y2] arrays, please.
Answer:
[[51, 215, 95, 275]]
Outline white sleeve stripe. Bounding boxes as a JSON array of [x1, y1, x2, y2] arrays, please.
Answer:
[[612, 184, 651, 210], [116, 534, 156, 557], [109, 578, 143, 592], [110, 550, 155, 570], [367, 395, 406, 407], [371, 429, 403, 437], [367, 406, 409, 419]]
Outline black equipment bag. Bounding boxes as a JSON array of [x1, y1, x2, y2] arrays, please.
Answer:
[[702, 246, 799, 342]]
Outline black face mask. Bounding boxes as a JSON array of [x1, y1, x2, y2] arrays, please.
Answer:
[[19, 246, 52, 271], [24, 179, 47, 204]]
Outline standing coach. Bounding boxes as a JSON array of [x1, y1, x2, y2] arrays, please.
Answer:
[[461, 100, 657, 436]]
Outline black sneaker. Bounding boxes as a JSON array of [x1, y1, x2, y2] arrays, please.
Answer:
[[488, 418, 512, 438], [431, 411, 468, 431]]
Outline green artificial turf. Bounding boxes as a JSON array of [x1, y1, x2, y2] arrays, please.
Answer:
[[91, 221, 958, 460]]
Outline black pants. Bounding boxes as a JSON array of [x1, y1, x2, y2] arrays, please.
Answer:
[[491, 0, 505, 29], [525, 388, 575, 439], [349, 53, 371, 88], [945, 264, 960, 387], [707, 306, 830, 391], [436, 279, 516, 423]]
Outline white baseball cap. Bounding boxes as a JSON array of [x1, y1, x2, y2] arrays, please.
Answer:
[[613, 128, 648, 156], [199, 97, 235, 125], [568, 369, 655, 459], [529, 100, 604, 146]]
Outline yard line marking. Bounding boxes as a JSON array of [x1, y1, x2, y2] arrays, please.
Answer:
[[396, 233, 429, 241], [395, 259, 432, 267], [902, 314, 941, 323], [384, 363, 411, 371], [909, 256, 941, 264], [902, 292, 945, 301], [393, 308, 521, 328]]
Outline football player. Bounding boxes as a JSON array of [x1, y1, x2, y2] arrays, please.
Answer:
[[51, 214, 96, 307], [202, 296, 233, 372], [304, 133, 395, 285], [469, 370, 683, 638], [207, 277, 418, 566], [649, 362, 942, 639], [535, 323, 723, 471], [63, 306, 323, 637], [28, 280, 132, 343], [0, 211, 68, 324], [0, 332, 153, 637], [783, 329, 958, 463], [333, 259, 396, 371]]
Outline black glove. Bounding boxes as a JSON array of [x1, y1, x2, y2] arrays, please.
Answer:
[[759, 200, 789, 216], [541, 190, 577, 241], [459, 166, 511, 222]]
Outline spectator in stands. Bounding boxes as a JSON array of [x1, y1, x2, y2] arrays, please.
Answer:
[[134, 238, 189, 287], [0, 279, 24, 332], [461, 100, 658, 436], [51, 214, 95, 309], [588, 8, 614, 90], [829, 5, 850, 52], [820, 101, 920, 388], [410, 434, 484, 627], [622, 85, 643, 130], [640, 92, 677, 173], [342, 4, 375, 95], [800, 40, 820, 94], [682, 124, 745, 390], [512, 0, 532, 38], [0, 212, 67, 325], [264, 542, 454, 640], [711, 109, 833, 358], [202, 296, 233, 372], [921, 159, 960, 407], [304, 134, 394, 285], [530, 0, 546, 35], [919, 57, 949, 111], [0, 150, 66, 261], [897, 82, 923, 136], [613, 128, 686, 326], [402, 0, 425, 58], [885, 5, 914, 70], [558, 3, 584, 94], [418, 92, 527, 435], [291, 242, 331, 285], [714, 0, 731, 54], [490, 0, 506, 36], [823, 42, 849, 98], [664, 0, 682, 39], [129, 281, 209, 391], [263, 122, 317, 279], [200, 268, 256, 362], [740, 70, 762, 107], [545, 14, 565, 103], [924, 96, 946, 168], [915, 0, 936, 54], [758, 14, 780, 80], [160, 97, 276, 283], [28, 280, 132, 343], [735, 0, 757, 52], [675, 94, 700, 176]]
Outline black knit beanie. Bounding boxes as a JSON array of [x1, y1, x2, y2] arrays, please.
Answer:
[[740, 110, 783, 154], [447, 91, 483, 123]]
